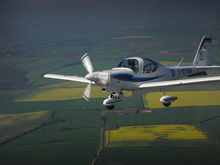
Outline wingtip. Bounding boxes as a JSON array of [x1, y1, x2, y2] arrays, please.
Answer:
[[44, 74, 55, 78]]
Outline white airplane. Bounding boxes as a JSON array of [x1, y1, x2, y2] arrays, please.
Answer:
[[44, 36, 220, 109]]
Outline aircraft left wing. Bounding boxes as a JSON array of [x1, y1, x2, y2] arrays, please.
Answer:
[[44, 74, 91, 84], [139, 76, 220, 89]]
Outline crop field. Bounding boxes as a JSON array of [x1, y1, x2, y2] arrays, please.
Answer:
[[143, 90, 220, 108], [1, 7, 220, 165], [15, 82, 132, 102], [105, 124, 208, 148], [0, 111, 52, 144], [99, 104, 220, 165]]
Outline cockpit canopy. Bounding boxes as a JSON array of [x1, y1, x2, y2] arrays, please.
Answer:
[[142, 57, 158, 73], [117, 57, 159, 74], [118, 59, 139, 73]]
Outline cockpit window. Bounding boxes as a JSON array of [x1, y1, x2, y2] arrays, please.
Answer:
[[118, 59, 139, 73], [143, 58, 158, 73]]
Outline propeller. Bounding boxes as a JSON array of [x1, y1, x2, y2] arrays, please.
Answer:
[[82, 83, 91, 101], [80, 53, 108, 101], [81, 53, 93, 74], [80, 53, 96, 101]]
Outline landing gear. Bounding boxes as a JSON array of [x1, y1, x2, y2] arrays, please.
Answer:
[[160, 90, 177, 107], [105, 105, 115, 110], [162, 102, 171, 107], [103, 92, 123, 110]]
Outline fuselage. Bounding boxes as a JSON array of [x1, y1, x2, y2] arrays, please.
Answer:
[[94, 57, 203, 92]]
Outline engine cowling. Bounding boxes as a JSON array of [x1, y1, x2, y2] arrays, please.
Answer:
[[160, 95, 178, 107]]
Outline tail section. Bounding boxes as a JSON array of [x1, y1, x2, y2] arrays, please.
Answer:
[[193, 36, 212, 66]]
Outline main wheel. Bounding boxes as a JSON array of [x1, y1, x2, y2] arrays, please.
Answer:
[[163, 102, 171, 107], [106, 105, 115, 110]]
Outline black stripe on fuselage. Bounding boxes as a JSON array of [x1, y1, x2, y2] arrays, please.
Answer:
[[111, 73, 165, 82]]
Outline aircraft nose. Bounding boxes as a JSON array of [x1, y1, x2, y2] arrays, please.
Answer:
[[85, 71, 109, 85], [85, 72, 99, 81]]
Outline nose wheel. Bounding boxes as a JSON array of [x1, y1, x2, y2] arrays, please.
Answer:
[[105, 105, 115, 110], [103, 92, 123, 110]]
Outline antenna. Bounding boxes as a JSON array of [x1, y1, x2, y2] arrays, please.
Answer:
[[177, 57, 184, 68]]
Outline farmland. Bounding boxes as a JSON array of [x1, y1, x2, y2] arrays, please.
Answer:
[[144, 90, 220, 108], [98, 106, 220, 164], [105, 124, 208, 148], [1, 1, 220, 164], [15, 82, 132, 102], [1, 32, 220, 165], [0, 111, 53, 144]]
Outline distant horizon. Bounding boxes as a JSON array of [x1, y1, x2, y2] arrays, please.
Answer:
[[0, 0, 220, 42]]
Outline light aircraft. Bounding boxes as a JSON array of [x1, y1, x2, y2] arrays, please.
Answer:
[[44, 36, 220, 109]]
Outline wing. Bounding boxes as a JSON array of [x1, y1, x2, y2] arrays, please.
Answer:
[[139, 76, 220, 89], [193, 65, 220, 69], [44, 74, 91, 84]]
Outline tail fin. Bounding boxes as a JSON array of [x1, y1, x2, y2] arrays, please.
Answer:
[[193, 36, 212, 66]]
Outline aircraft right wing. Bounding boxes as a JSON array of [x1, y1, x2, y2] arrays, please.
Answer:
[[139, 76, 220, 89], [193, 65, 220, 69], [44, 74, 91, 84]]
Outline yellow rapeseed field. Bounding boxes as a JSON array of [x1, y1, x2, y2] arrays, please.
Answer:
[[105, 124, 207, 148], [40, 81, 85, 89], [143, 91, 220, 108], [15, 82, 132, 102]]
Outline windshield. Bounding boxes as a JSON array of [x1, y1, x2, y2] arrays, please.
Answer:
[[118, 59, 139, 73]]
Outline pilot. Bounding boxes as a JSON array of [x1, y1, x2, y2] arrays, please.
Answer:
[[128, 59, 138, 73]]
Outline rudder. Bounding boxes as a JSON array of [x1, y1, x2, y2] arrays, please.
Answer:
[[193, 36, 212, 66]]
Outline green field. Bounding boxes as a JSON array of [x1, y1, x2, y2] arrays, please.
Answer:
[[0, 111, 52, 144], [1, 12, 220, 165]]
